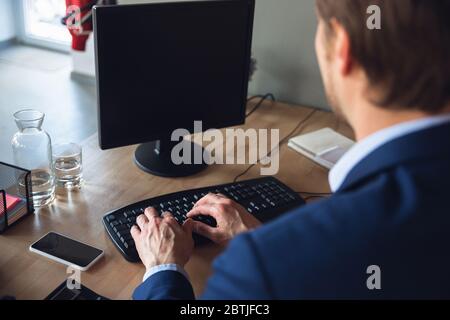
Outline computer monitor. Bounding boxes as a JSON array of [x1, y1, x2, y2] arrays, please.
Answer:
[[93, 0, 255, 177]]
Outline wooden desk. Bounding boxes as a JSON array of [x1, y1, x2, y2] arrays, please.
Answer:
[[0, 101, 353, 299]]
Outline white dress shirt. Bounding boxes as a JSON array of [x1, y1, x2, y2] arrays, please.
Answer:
[[143, 263, 189, 283], [143, 114, 450, 283], [329, 114, 450, 192]]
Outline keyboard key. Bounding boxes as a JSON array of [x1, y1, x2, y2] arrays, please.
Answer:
[[125, 240, 135, 249], [110, 221, 120, 227], [123, 234, 133, 241], [113, 225, 128, 233], [103, 177, 304, 263]]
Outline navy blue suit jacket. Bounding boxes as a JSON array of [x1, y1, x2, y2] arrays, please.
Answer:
[[134, 123, 450, 299]]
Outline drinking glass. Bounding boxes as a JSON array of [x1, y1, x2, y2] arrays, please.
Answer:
[[53, 143, 83, 190]]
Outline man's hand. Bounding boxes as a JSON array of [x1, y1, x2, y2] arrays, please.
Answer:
[[131, 207, 195, 271], [187, 193, 262, 245]]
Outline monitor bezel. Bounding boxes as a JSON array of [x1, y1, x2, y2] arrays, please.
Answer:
[[93, 0, 255, 150]]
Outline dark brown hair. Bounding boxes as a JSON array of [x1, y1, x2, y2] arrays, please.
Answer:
[[316, 0, 450, 113]]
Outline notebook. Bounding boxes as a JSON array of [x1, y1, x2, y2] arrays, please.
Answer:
[[0, 193, 28, 228], [0, 194, 21, 216], [288, 128, 355, 170]]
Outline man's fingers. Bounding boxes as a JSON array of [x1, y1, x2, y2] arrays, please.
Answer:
[[183, 218, 195, 234], [161, 212, 181, 228], [187, 204, 219, 219], [193, 193, 214, 207], [161, 211, 174, 219], [130, 225, 141, 239], [190, 220, 219, 240], [145, 207, 160, 220], [136, 214, 148, 230], [194, 193, 227, 207]]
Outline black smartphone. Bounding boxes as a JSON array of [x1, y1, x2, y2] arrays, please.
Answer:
[[30, 232, 104, 271]]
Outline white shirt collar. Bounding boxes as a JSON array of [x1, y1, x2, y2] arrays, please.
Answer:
[[329, 114, 450, 192]]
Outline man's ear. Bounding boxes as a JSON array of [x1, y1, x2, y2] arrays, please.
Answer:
[[330, 18, 353, 76]]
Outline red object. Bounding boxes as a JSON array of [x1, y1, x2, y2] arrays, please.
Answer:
[[0, 194, 21, 216], [65, 0, 93, 51]]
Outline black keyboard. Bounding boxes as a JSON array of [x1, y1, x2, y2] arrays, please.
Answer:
[[103, 177, 305, 262]]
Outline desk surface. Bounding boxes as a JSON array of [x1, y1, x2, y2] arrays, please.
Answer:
[[0, 101, 353, 299]]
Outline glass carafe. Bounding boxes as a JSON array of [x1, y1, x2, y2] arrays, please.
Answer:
[[11, 109, 55, 207]]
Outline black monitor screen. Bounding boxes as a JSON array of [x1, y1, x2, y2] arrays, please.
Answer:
[[94, 0, 255, 149]]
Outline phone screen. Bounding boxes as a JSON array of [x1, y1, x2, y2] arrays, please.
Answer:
[[31, 232, 103, 268]]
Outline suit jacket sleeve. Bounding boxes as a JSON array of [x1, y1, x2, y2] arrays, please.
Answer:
[[133, 270, 195, 300], [132, 233, 272, 300], [200, 233, 273, 300]]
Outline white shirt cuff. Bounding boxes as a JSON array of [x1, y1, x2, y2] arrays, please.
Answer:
[[142, 264, 189, 283]]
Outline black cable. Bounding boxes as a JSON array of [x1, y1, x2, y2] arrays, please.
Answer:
[[295, 191, 333, 202], [276, 109, 317, 152], [233, 109, 317, 182], [233, 163, 256, 183], [303, 195, 330, 202], [296, 192, 332, 196], [246, 93, 276, 118], [227, 94, 275, 182]]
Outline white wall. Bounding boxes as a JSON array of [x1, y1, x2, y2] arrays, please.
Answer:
[[71, 35, 96, 77], [251, 0, 327, 109], [72, 0, 328, 109], [0, 0, 16, 42]]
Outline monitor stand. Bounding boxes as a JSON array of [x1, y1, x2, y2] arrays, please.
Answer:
[[134, 137, 208, 178]]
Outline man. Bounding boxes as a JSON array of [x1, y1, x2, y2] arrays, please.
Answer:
[[132, 0, 450, 299]]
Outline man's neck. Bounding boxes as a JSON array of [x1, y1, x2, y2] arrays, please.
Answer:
[[348, 102, 450, 142]]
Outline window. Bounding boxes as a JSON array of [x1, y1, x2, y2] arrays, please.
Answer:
[[19, 0, 71, 51]]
